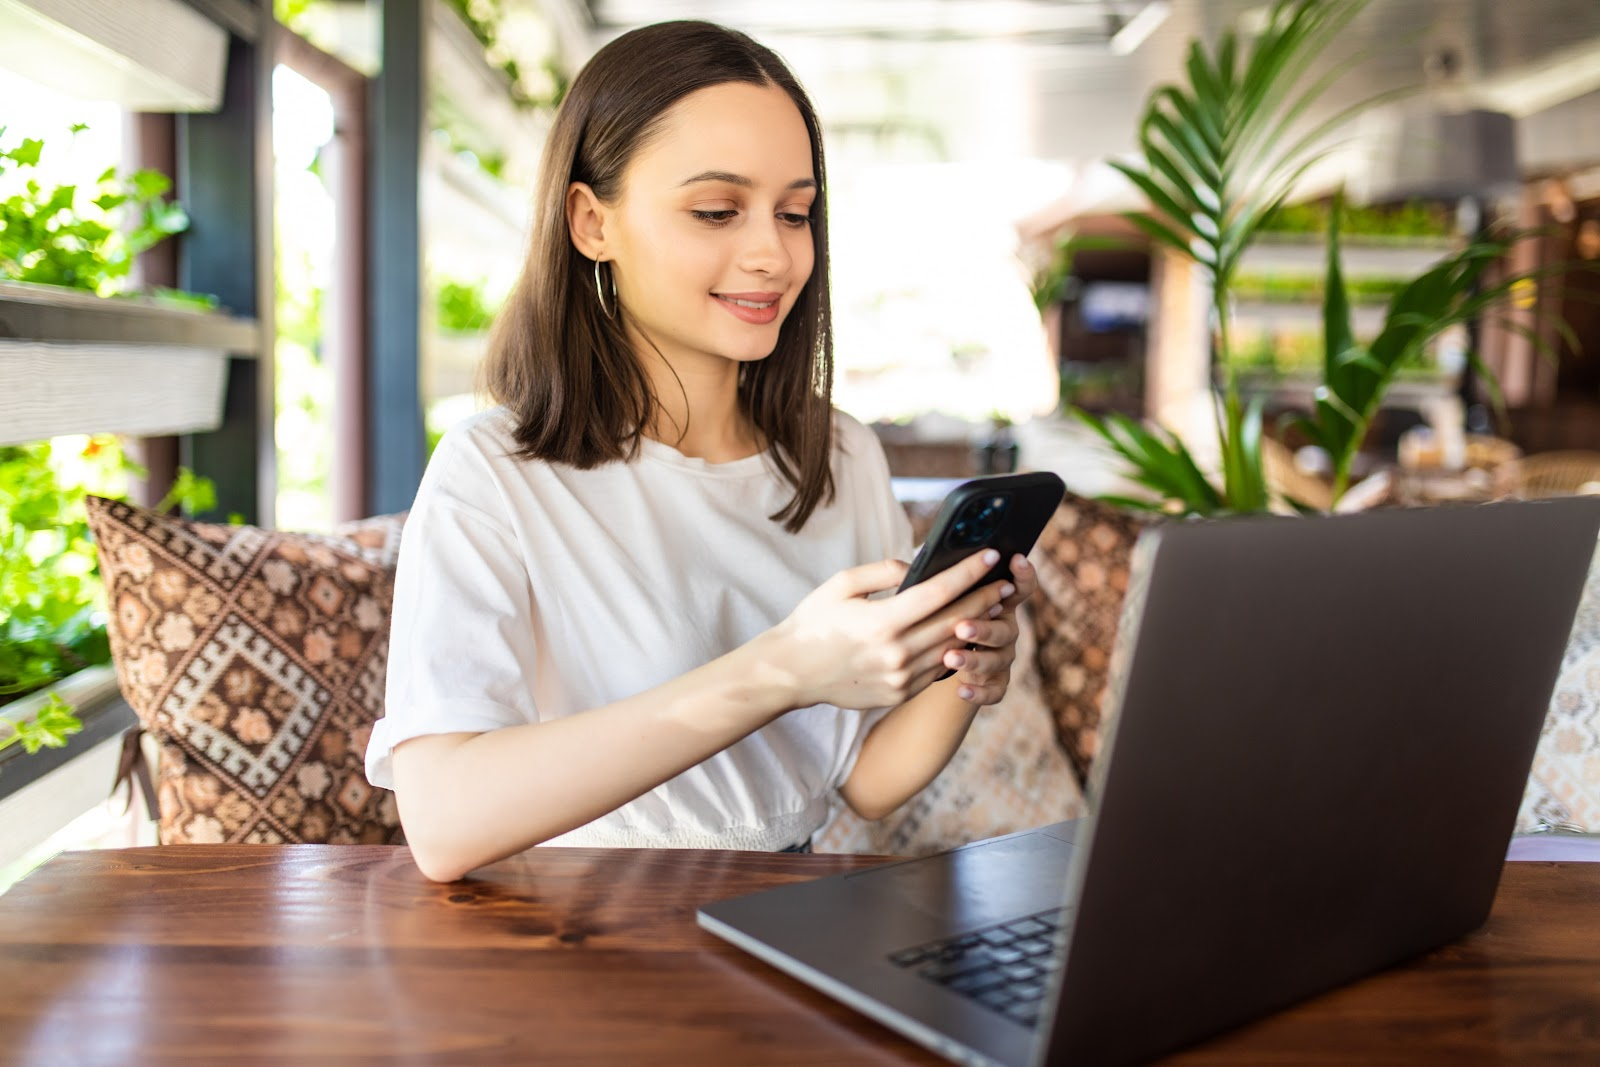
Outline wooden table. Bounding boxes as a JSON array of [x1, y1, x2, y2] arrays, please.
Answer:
[[0, 846, 1596, 1064]]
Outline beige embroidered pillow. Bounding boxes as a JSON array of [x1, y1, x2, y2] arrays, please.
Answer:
[[816, 603, 1086, 856], [1517, 541, 1600, 834], [85, 496, 406, 845], [1028, 493, 1153, 787]]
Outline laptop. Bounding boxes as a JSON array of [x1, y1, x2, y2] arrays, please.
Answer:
[[698, 497, 1600, 1067]]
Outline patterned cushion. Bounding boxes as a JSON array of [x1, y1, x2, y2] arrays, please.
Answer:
[[1517, 540, 1600, 833], [815, 603, 1086, 855], [1028, 493, 1153, 787], [84, 496, 406, 845]]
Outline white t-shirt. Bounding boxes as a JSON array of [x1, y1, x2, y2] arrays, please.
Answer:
[[365, 405, 915, 850]]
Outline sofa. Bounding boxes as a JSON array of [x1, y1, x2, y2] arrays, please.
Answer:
[[84, 491, 1600, 856]]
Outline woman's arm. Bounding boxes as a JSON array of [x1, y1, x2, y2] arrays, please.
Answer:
[[393, 630, 797, 882], [394, 549, 1009, 881], [838, 554, 1037, 821]]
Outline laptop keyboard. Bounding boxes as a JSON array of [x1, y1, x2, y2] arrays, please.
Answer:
[[886, 907, 1068, 1028]]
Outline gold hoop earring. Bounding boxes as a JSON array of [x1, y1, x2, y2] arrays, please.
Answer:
[[594, 258, 617, 320]]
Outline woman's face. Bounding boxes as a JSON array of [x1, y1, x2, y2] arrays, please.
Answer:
[[605, 81, 817, 372]]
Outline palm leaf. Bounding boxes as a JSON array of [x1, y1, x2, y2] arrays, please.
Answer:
[[1321, 194, 1357, 402], [1109, 0, 1380, 515], [1072, 408, 1223, 515]]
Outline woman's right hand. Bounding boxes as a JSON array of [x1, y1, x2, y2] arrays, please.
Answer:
[[760, 548, 1014, 712]]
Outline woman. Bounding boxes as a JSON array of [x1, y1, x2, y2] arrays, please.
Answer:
[[366, 20, 1036, 882]]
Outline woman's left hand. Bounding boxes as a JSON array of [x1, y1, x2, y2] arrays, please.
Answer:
[[940, 554, 1037, 706]]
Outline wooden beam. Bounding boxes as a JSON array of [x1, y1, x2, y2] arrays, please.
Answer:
[[368, 0, 426, 517], [177, 7, 276, 525], [176, 0, 259, 41]]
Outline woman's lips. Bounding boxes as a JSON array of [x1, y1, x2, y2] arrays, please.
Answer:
[[712, 291, 781, 325]]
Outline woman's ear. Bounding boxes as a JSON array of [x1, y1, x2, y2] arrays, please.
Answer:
[[566, 182, 609, 261]]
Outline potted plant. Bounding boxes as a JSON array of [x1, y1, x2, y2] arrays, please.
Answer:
[[0, 435, 218, 758], [0, 126, 223, 761], [0, 125, 257, 447], [1076, 0, 1565, 516]]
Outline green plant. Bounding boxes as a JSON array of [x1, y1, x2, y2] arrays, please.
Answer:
[[0, 439, 123, 706], [0, 694, 81, 756], [274, 0, 315, 28], [431, 123, 509, 182], [0, 437, 217, 757], [1283, 198, 1567, 505], [1258, 197, 1455, 239], [1230, 272, 1410, 305], [437, 277, 501, 333], [442, 0, 567, 111], [0, 126, 189, 296], [1081, 0, 1389, 515], [1029, 232, 1127, 315]]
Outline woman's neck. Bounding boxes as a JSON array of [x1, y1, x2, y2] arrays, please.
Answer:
[[631, 335, 762, 463]]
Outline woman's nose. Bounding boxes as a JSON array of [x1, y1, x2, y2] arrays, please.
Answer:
[[737, 216, 791, 277]]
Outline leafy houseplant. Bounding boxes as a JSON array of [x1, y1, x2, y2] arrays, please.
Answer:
[[0, 126, 190, 297], [0, 439, 217, 757], [1076, 0, 1567, 516], [0, 126, 211, 758], [437, 276, 501, 334], [1080, 0, 1382, 516], [440, 0, 568, 112], [1285, 201, 1568, 505]]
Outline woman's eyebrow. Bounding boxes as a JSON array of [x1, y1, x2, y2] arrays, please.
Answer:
[[679, 170, 816, 191]]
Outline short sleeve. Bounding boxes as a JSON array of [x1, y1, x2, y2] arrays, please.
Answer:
[[838, 409, 916, 565], [365, 438, 540, 789], [827, 411, 917, 787], [882, 470, 916, 564]]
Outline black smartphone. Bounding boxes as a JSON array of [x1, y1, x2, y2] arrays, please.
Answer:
[[896, 471, 1067, 680]]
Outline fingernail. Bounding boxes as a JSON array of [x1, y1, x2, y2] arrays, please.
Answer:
[[1000, 583, 1016, 598], [1015, 556, 1032, 570], [947, 652, 966, 669], [957, 623, 978, 639], [982, 549, 1000, 565], [958, 687, 976, 701], [988, 604, 1003, 618]]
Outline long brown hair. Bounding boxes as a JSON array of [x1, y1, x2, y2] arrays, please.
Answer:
[[480, 21, 835, 533]]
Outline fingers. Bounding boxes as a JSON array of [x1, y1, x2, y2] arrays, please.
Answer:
[[1004, 555, 1037, 608], [829, 558, 911, 599], [888, 548, 1001, 624], [948, 640, 1018, 707], [902, 576, 1013, 650], [954, 676, 1010, 706], [939, 637, 1015, 676]]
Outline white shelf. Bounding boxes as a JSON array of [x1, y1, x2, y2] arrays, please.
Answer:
[[426, 0, 551, 190], [1241, 237, 1456, 277], [1233, 371, 1455, 413], [0, 282, 254, 445], [0, 0, 227, 111], [420, 139, 533, 286], [1234, 300, 1388, 335]]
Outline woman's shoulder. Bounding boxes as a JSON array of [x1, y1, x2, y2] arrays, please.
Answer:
[[829, 407, 877, 454], [438, 405, 518, 454], [426, 406, 523, 477], [415, 406, 526, 510], [828, 407, 890, 471]]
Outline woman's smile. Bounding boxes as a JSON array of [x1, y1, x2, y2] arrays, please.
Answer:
[[712, 290, 782, 325]]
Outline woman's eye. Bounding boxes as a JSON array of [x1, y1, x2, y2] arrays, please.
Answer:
[[691, 209, 737, 224], [779, 212, 813, 228]]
